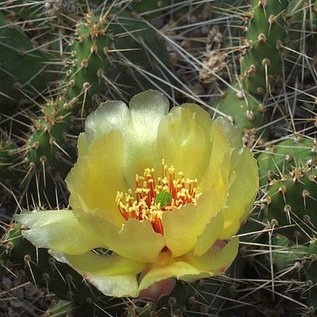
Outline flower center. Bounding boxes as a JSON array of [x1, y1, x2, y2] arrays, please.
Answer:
[[116, 160, 199, 234]]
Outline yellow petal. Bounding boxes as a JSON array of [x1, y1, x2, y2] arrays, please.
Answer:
[[124, 90, 170, 184], [220, 149, 259, 239], [51, 251, 144, 297], [139, 261, 208, 292], [66, 130, 127, 226], [80, 215, 165, 263], [84, 100, 131, 143], [199, 118, 232, 200], [51, 251, 145, 276], [183, 237, 239, 272], [162, 193, 221, 257], [129, 90, 170, 140], [139, 238, 239, 292], [193, 211, 224, 257], [88, 275, 139, 297], [157, 104, 213, 180], [15, 210, 101, 255], [84, 91, 169, 186]]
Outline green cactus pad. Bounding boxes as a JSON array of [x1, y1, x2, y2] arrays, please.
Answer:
[[264, 166, 317, 243], [240, 0, 288, 95], [62, 12, 113, 107], [216, 85, 269, 146], [303, 240, 317, 308], [0, 12, 54, 113], [258, 137, 317, 186], [0, 140, 23, 198], [272, 234, 308, 273], [26, 99, 71, 168]]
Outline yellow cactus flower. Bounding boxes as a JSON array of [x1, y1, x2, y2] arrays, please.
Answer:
[[16, 90, 258, 298]]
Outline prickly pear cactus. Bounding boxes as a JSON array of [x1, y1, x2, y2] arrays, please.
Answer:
[[216, 85, 269, 146], [61, 12, 113, 108], [26, 101, 71, 167], [241, 0, 288, 95], [0, 12, 55, 114], [258, 137, 317, 186], [271, 235, 317, 310], [303, 240, 317, 308], [264, 166, 317, 243], [0, 139, 23, 203], [25, 11, 114, 174], [271, 234, 308, 274], [212, 0, 291, 143]]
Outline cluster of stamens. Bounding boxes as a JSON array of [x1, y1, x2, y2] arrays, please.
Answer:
[[116, 160, 199, 234]]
